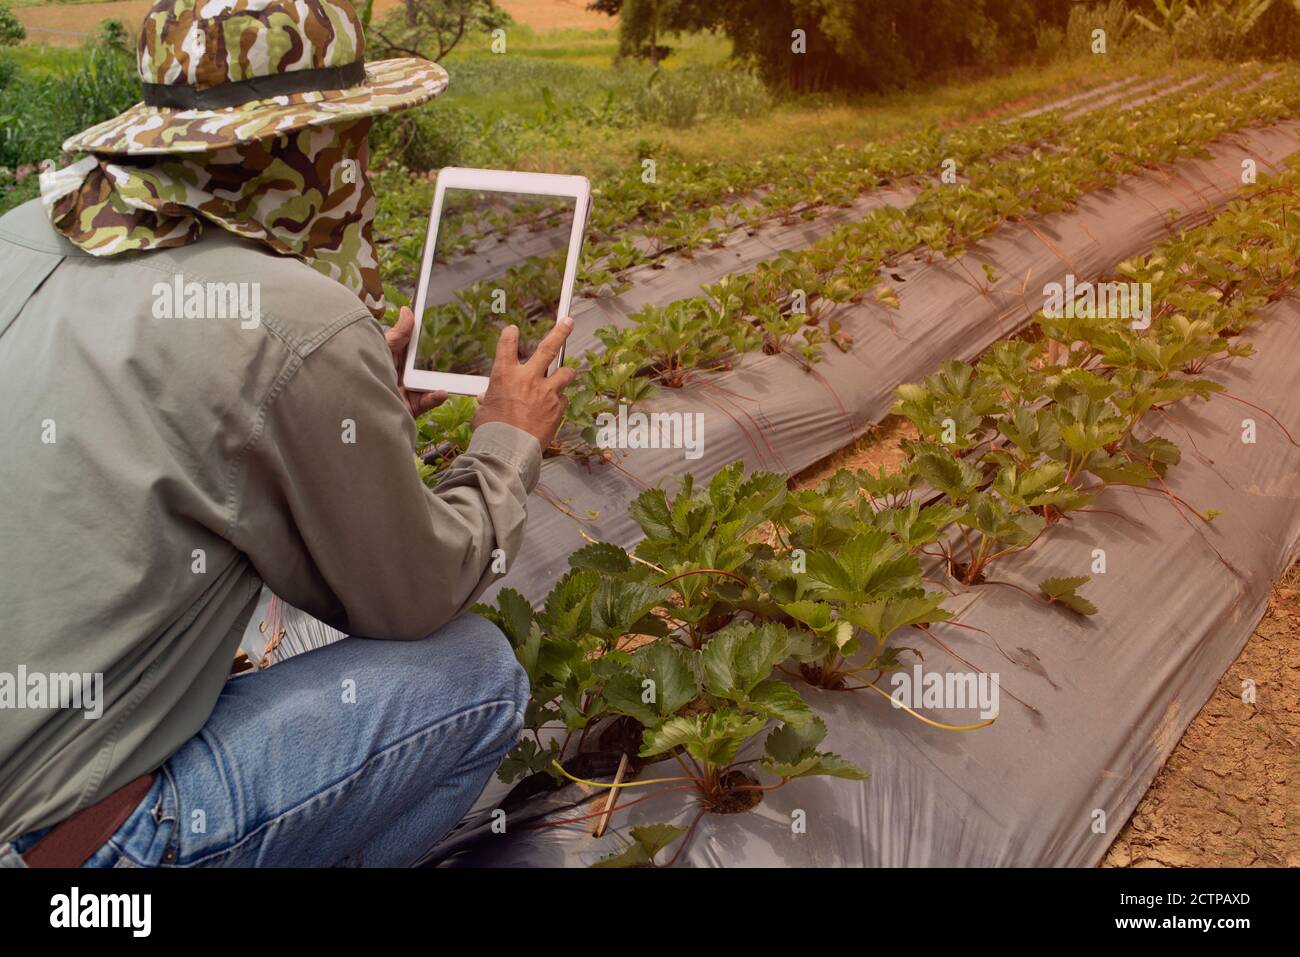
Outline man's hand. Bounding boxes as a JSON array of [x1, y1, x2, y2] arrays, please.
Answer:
[[474, 317, 577, 449], [386, 307, 449, 417]]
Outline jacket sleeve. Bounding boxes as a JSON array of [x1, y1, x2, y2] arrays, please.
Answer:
[[230, 315, 541, 640]]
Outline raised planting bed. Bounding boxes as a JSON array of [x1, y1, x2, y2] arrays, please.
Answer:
[[394, 69, 1216, 370], [247, 72, 1234, 667], [429, 167, 1300, 866], [403, 67, 1280, 463], [483, 110, 1300, 606]]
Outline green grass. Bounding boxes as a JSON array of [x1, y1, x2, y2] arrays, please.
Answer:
[[446, 25, 727, 68], [0, 24, 1191, 224], [0, 42, 139, 213], [1, 44, 88, 75], [430, 28, 733, 122], [402, 43, 1177, 182]]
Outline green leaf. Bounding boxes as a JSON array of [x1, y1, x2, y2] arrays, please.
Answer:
[[601, 643, 700, 724], [779, 599, 834, 631], [474, 587, 534, 649], [639, 711, 767, 769], [589, 578, 671, 641], [764, 751, 869, 781], [568, 541, 633, 575], [763, 716, 866, 781], [1039, 576, 1097, 616], [914, 451, 984, 500], [630, 487, 675, 540], [700, 621, 790, 699], [764, 715, 828, 763], [803, 529, 922, 601], [747, 679, 814, 724], [513, 621, 544, 682], [1085, 453, 1158, 486], [496, 737, 560, 784], [591, 824, 686, 868], [841, 592, 952, 644], [539, 569, 600, 640]]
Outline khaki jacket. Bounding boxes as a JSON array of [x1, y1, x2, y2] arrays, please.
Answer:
[[0, 200, 539, 842]]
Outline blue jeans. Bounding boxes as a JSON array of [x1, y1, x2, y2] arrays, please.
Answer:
[[2, 613, 527, 868]]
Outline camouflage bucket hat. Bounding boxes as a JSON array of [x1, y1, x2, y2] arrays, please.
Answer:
[[63, 0, 448, 156]]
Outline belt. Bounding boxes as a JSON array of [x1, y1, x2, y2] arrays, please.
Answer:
[[22, 773, 157, 868], [22, 654, 246, 867]]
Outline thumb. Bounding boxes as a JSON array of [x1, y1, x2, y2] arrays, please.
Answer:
[[387, 307, 415, 351]]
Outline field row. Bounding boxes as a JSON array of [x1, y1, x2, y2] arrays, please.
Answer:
[[406, 69, 1215, 350], [410, 65, 1291, 474], [437, 143, 1300, 869]]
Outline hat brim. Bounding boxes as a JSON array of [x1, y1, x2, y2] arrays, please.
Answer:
[[62, 58, 448, 156]]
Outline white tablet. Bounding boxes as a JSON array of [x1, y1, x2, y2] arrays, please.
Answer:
[[402, 167, 593, 397]]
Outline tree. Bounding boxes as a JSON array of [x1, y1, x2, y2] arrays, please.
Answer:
[[371, 0, 511, 61], [616, 0, 682, 64], [0, 2, 27, 47], [590, 0, 1073, 92]]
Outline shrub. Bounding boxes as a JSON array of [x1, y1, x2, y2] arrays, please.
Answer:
[[634, 64, 772, 129], [1167, 0, 1300, 60], [97, 18, 131, 53], [372, 102, 477, 170], [599, 0, 1072, 93], [369, 0, 510, 61], [1065, 0, 1137, 56], [0, 46, 139, 169], [1034, 23, 1064, 64], [0, 3, 25, 48]]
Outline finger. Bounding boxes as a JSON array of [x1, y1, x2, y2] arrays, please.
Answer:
[[547, 366, 577, 391], [492, 325, 520, 372], [387, 307, 415, 355], [525, 315, 574, 372], [408, 389, 448, 416]]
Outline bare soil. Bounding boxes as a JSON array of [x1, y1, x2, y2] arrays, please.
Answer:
[[16, 0, 612, 46], [1103, 560, 1300, 868], [790, 415, 917, 487]]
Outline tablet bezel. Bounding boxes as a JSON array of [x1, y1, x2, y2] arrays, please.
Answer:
[[401, 167, 591, 397]]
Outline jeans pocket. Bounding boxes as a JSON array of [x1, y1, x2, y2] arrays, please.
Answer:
[[84, 774, 177, 868]]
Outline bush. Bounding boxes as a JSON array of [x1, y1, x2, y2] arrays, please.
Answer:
[[369, 0, 510, 61], [606, 0, 1073, 93], [0, 3, 25, 48], [0, 46, 139, 169], [1034, 23, 1064, 64], [370, 101, 530, 171], [1169, 0, 1300, 60], [634, 64, 772, 129], [373, 103, 472, 171], [97, 18, 131, 53], [1065, 0, 1137, 56]]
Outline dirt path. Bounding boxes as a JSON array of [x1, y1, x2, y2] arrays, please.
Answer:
[[15, 0, 612, 47], [1103, 561, 1300, 867], [795, 424, 1300, 869]]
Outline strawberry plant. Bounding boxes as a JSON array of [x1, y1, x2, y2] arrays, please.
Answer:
[[405, 66, 1300, 477], [476, 464, 897, 830], [591, 824, 686, 868], [415, 396, 476, 481], [473, 155, 1300, 862]]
